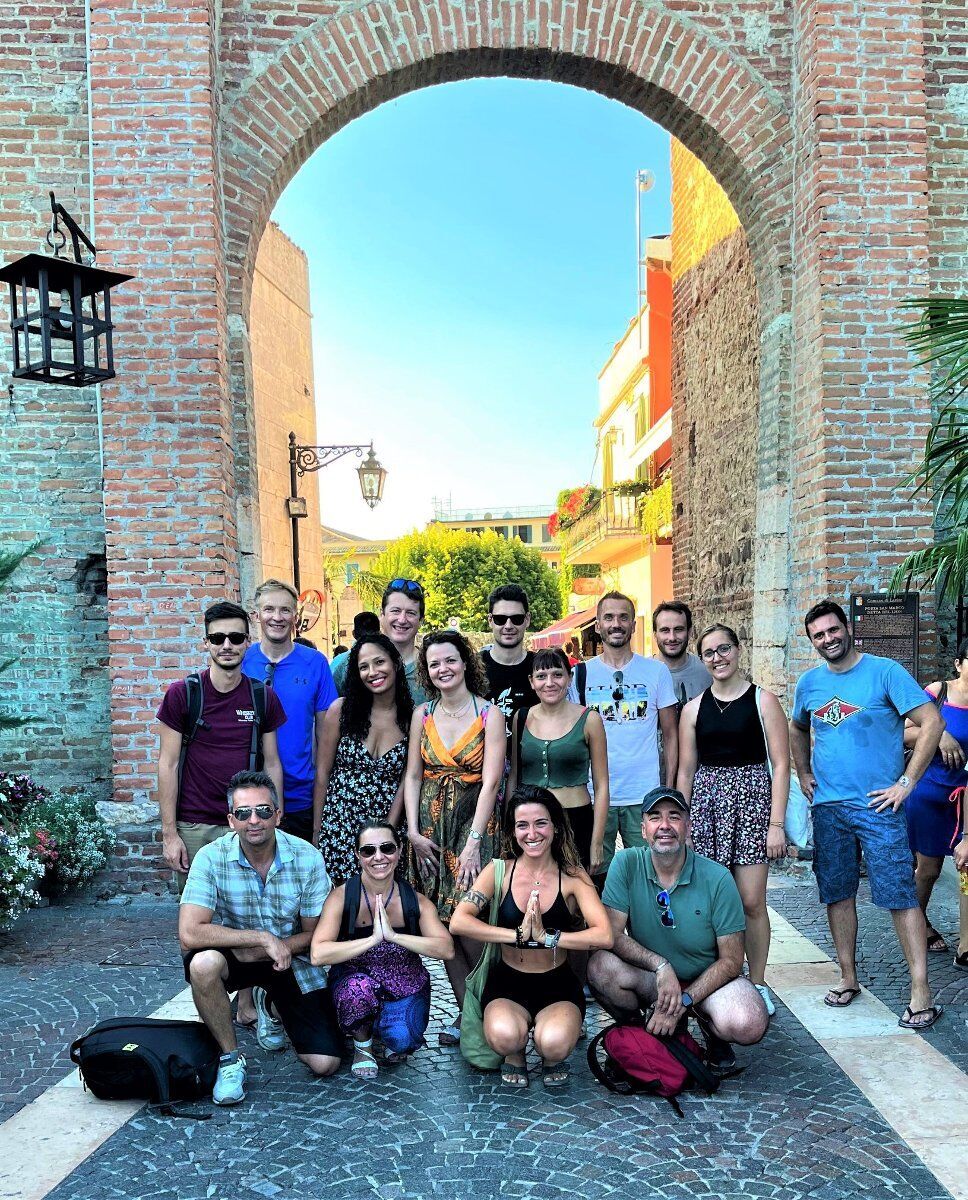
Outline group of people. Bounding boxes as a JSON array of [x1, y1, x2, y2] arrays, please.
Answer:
[[159, 577, 968, 1105]]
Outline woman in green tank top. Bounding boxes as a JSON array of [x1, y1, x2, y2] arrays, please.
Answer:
[[509, 648, 609, 876]]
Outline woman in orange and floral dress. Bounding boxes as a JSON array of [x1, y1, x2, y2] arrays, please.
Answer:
[[403, 631, 506, 1044]]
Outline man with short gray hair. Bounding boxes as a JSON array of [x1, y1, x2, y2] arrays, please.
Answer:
[[179, 769, 342, 1105]]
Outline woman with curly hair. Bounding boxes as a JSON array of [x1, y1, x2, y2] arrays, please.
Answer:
[[312, 633, 414, 885], [451, 785, 612, 1088], [403, 630, 506, 1041]]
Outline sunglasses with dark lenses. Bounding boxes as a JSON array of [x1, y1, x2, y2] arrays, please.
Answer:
[[655, 889, 676, 928], [386, 578, 424, 598], [490, 612, 527, 626], [208, 631, 247, 646], [358, 841, 400, 857], [231, 804, 275, 821]]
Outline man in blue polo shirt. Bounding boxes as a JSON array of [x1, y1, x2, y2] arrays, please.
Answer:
[[244, 579, 338, 845], [588, 787, 768, 1076], [791, 599, 944, 1029]]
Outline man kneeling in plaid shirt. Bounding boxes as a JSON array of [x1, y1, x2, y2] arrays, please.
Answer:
[[179, 769, 342, 1104]]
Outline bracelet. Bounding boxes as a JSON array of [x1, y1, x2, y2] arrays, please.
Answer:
[[515, 926, 525, 948], [769, 822, 785, 830], [654, 959, 670, 974]]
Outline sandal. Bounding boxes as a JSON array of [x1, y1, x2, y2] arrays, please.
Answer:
[[541, 1060, 570, 1090], [823, 986, 861, 1008], [351, 1040, 379, 1080], [500, 1057, 529, 1088], [898, 1004, 944, 1030], [954, 951, 968, 971], [383, 1051, 408, 1065], [438, 1021, 461, 1047], [926, 929, 949, 953]]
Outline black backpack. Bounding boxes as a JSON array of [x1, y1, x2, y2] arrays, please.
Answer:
[[70, 1017, 221, 1119], [177, 672, 268, 797], [575, 660, 587, 705], [339, 874, 422, 938]]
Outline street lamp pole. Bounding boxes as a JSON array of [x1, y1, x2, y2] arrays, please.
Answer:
[[287, 432, 387, 594]]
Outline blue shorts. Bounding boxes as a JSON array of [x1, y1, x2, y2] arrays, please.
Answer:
[[812, 803, 918, 911]]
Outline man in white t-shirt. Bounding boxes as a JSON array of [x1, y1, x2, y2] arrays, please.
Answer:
[[570, 591, 679, 877]]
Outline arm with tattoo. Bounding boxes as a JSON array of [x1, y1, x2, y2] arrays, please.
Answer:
[[449, 861, 517, 945]]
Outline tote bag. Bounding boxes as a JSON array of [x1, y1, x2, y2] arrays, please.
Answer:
[[460, 858, 506, 1071]]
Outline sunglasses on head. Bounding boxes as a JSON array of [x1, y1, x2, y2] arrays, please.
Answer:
[[490, 612, 527, 626], [385, 578, 424, 599], [358, 841, 399, 857], [231, 804, 275, 821], [655, 889, 676, 928], [208, 631, 247, 646]]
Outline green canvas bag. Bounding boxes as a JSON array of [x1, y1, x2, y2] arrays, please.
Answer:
[[459, 857, 506, 1071]]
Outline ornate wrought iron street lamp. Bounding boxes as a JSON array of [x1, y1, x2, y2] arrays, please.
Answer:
[[287, 432, 387, 593], [0, 193, 133, 387]]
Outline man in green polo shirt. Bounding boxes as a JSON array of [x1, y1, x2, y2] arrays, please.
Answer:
[[588, 786, 768, 1075]]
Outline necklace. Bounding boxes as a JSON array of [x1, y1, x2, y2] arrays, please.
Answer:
[[711, 686, 746, 715], [439, 697, 472, 719], [362, 880, 395, 924]]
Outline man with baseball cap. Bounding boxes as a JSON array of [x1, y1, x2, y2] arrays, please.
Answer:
[[588, 786, 768, 1075]]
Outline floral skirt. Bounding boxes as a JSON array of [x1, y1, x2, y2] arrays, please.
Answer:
[[691, 762, 771, 868]]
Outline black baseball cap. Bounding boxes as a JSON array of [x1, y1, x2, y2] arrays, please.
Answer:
[[641, 786, 690, 815]]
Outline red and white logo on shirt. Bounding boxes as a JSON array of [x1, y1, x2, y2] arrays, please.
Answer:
[[814, 697, 863, 727]]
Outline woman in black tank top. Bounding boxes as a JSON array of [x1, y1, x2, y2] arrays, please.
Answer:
[[450, 785, 612, 1089], [676, 624, 790, 1018]]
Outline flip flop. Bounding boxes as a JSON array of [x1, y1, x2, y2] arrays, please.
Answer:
[[500, 1058, 529, 1088], [898, 1005, 944, 1030], [926, 930, 950, 953], [541, 1061, 570, 1090], [823, 987, 862, 1008], [438, 1022, 461, 1046], [954, 951, 968, 971]]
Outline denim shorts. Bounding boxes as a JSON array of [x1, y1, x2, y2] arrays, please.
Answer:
[[812, 802, 918, 911]]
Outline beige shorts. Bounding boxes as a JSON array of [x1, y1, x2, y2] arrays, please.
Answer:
[[175, 821, 226, 893]]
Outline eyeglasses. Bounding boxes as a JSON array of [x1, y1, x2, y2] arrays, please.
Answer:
[[490, 612, 527, 626], [700, 643, 735, 661], [655, 889, 676, 928], [231, 804, 275, 821], [208, 631, 247, 646], [385, 578, 424, 599], [358, 842, 399, 857]]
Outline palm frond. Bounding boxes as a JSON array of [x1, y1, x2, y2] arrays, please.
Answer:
[[0, 539, 43, 592], [889, 527, 968, 606]]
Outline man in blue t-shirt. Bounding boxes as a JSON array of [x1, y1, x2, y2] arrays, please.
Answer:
[[790, 600, 944, 1029], [243, 579, 337, 844]]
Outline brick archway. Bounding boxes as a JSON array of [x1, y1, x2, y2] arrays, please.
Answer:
[[219, 0, 795, 686]]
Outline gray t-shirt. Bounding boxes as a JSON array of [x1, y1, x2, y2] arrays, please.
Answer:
[[663, 653, 713, 710]]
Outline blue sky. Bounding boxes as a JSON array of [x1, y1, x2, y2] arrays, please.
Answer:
[[272, 79, 671, 540]]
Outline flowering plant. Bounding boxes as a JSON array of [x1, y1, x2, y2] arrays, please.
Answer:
[[0, 827, 44, 930], [549, 485, 601, 536], [21, 793, 113, 896]]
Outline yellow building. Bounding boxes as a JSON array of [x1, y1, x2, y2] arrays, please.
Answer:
[[555, 236, 673, 655], [319, 524, 388, 648], [429, 501, 561, 572]]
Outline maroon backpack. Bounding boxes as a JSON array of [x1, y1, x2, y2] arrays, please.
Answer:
[[587, 1021, 719, 1118]]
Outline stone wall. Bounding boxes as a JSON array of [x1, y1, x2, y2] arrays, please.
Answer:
[[250, 222, 322, 594], [670, 143, 760, 647]]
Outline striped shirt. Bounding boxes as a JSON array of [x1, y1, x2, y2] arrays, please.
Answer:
[[181, 829, 330, 993]]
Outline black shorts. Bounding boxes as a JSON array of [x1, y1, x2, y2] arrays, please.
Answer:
[[564, 804, 593, 870], [183, 949, 343, 1058], [280, 809, 315, 844], [481, 959, 586, 1023]]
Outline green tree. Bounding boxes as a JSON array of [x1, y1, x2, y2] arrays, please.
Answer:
[[890, 298, 968, 605], [0, 540, 43, 731], [367, 526, 563, 631]]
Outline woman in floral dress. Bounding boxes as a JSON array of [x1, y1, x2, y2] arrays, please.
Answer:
[[403, 631, 506, 1042], [313, 634, 414, 885]]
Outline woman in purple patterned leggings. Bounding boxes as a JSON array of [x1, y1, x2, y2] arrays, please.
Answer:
[[311, 821, 454, 1079]]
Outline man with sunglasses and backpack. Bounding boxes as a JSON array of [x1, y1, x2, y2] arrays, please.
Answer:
[[157, 602, 287, 885], [588, 787, 768, 1077]]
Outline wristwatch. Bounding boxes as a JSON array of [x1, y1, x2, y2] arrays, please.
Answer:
[[468, 829, 482, 841], [680, 992, 693, 1008], [897, 774, 912, 790]]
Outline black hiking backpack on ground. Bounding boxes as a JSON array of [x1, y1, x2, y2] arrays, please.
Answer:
[[70, 1017, 221, 1119]]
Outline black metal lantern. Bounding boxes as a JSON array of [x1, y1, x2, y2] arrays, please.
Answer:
[[0, 192, 133, 387], [357, 444, 388, 510]]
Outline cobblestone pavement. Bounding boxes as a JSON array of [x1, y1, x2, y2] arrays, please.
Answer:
[[2, 876, 965, 1200]]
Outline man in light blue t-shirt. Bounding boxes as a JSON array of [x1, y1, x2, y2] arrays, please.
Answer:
[[790, 600, 944, 1030]]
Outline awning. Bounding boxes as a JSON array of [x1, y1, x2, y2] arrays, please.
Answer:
[[530, 607, 596, 649]]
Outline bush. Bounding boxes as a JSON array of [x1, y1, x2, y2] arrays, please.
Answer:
[[0, 827, 45, 930]]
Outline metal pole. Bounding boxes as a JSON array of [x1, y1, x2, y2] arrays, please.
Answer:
[[288, 431, 301, 595], [635, 173, 642, 349]]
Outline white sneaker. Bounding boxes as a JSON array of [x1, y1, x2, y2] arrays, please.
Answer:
[[213, 1052, 247, 1105], [253, 986, 287, 1051], [755, 983, 776, 1017]]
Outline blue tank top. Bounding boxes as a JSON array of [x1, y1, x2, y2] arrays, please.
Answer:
[[921, 690, 968, 791]]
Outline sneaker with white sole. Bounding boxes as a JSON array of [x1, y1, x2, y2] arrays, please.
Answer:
[[253, 986, 287, 1052], [754, 983, 776, 1017], [213, 1052, 247, 1105]]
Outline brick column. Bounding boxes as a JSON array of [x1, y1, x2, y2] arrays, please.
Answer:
[[788, 0, 933, 676], [90, 0, 238, 807]]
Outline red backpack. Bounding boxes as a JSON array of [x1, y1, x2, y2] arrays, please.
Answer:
[[587, 1021, 720, 1118]]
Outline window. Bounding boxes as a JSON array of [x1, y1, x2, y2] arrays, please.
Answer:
[[515, 524, 533, 543], [494, 526, 509, 538], [541, 523, 552, 543]]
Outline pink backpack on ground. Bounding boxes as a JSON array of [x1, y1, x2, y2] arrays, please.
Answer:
[[587, 1021, 720, 1118]]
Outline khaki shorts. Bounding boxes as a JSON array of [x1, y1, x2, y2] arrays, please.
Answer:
[[175, 821, 226, 893]]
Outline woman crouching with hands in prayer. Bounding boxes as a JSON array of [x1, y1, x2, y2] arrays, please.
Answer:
[[450, 785, 613, 1089], [310, 821, 454, 1080]]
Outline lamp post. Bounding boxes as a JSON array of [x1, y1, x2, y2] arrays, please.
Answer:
[[287, 432, 387, 594], [0, 192, 132, 386]]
